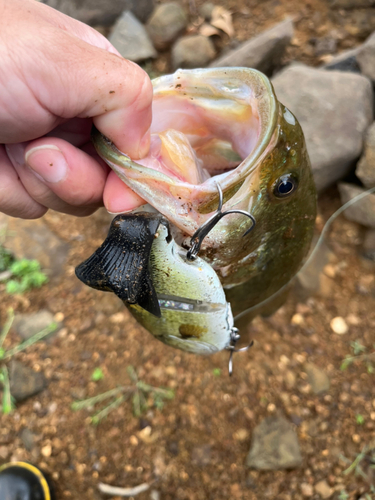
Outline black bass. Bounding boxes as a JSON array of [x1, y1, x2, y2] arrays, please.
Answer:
[[76, 68, 316, 355]]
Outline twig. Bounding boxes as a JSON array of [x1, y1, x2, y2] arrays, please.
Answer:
[[98, 481, 150, 497]]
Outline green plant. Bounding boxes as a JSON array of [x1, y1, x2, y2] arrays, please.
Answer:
[[72, 365, 175, 425], [0, 308, 57, 414], [0, 247, 14, 273], [340, 341, 375, 374], [212, 368, 221, 377], [91, 367, 104, 382], [340, 444, 375, 484], [5, 258, 48, 294], [356, 414, 365, 425], [338, 490, 349, 500]]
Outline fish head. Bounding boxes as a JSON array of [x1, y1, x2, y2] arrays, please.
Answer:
[[93, 68, 316, 295]]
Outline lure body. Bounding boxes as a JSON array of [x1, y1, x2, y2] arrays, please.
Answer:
[[77, 68, 317, 354]]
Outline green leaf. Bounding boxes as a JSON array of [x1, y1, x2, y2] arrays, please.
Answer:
[[212, 368, 221, 377], [91, 368, 104, 382], [356, 414, 365, 425]]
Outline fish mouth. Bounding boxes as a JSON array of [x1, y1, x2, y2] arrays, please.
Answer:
[[93, 68, 278, 233]]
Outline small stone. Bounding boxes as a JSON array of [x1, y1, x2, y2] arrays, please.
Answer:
[[303, 363, 330, 395], [0, 446, 9, 460], [210, 18, 294, 76], [338, 182, 375, 229], [352, 433, 361, 443], [129, 435, 138, 446], [109, 11, 157, 62], [330, 317, 348, 335], [191, 444, 212, 466], [322, 46, 361, 73], [315, 37, 337, 57], [246, 416, 302, 470], [284, 370, 296, 389], [9, 360, 47, 402], [272, 66, 373, 191], [147, 2, 188, 51], [233, 428, 250, 442], [172, 35, 215, 70], [291, 313, 304, 326], [13, 310, 62, 341], [356, 121, 375, 188], [314, 480, 333, 499], [346, 313, 361, 325], [20, 428, 36, 452], [301, 483, 314, 497], [41, 443, 52, 458]]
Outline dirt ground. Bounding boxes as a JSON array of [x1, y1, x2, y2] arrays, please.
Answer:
[[1, 1, 375, 499]]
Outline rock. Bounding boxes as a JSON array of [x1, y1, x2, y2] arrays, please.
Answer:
[[329, 0, 375, 7], [109, 11, 156, 62], [322, 47, 361, 73], [246, 416, 302, 470], [198, 2, 215, 21], [41, 0, 154, 25], [146, 3, 188, 51], [363, 228, 375, 259], [314, 37, 337, 57], [9, 360, 47, 402], [209, 18, 293, 76], [314, 480, 333, 498], [295, 238, 332, 298], [338, 182, 375, 228], [272, 65, 373, 191], [303, 363, 330, 394], [20, 428, 36, 452], [330, 316, 349, 335], [0, 214, 70, 279], [13, 310, 62, 341], [301, 483, 314, 497], [356, 121, 375, 188], [357, 32, 375, 81], [172, 35, 215, 70]]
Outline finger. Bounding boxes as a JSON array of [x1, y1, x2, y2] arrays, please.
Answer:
[[6, 139, 108, 216], [2, 11, 153, 158], [103, 170, 145, 214], [0, 145, 47, 219]]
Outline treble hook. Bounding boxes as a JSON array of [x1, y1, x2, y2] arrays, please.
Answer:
[[226, 328, 254, 376], [187, 182, 256, 261]]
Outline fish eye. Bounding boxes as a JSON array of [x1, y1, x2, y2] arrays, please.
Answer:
[[273, 174, 298, 198]]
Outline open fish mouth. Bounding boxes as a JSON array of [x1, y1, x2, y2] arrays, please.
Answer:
[[92, 68, 278, 236]]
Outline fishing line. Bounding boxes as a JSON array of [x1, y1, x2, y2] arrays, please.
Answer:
[[234, 186, 375, 323]]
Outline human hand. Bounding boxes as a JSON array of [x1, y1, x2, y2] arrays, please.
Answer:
[[0, 0, 152, 219]]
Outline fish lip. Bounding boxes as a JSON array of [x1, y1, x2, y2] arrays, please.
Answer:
[[92, 67, 278, 196]]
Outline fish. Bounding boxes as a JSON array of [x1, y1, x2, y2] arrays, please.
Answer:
[[76, 67, 317, 357]]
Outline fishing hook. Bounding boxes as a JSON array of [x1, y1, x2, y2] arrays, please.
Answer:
[[226, 327, 254, 376], [186, 182, 256, 261]]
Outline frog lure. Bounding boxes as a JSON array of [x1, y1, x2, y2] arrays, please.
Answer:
[[76, 68, 317, 373]]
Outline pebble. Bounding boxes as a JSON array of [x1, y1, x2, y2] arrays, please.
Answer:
[[209, 18, 294, 76], [198, 2, 215, 21], [109, 11, 157, 62], [41, 443, 52, 458], [233, 428, 250, 442], [314, 480, 333, 498], [172, 35, 215, 70], [301, 483, 314, 497], [246, 416, 302, 470], [13, 310, 62, 341], [304, 363, 330, 394], [330, 316, 348, 335], [291, 313, 304, 326], [147, 2, 188, 51], [9, 360, 48, 402], [363, 228, 375, 260], [338, 182, 375, 229], [272, 65, 373, 191]]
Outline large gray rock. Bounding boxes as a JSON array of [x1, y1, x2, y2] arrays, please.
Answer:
[[246, 416, 302, 470], [357, 121, 375, 187], [42, 0, 154, 25], [146, 3, 187, 51], [358, 32, 375, 82], [109, 11, 156, 62], [9, 360, 47, 402], [338, 182, 375, 228], [0, 214, 70, 279], [172, 35, 215, 70], [209, 19, 293, 76], [13, 310, 62, 341], [272, 65, 373, 191]]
